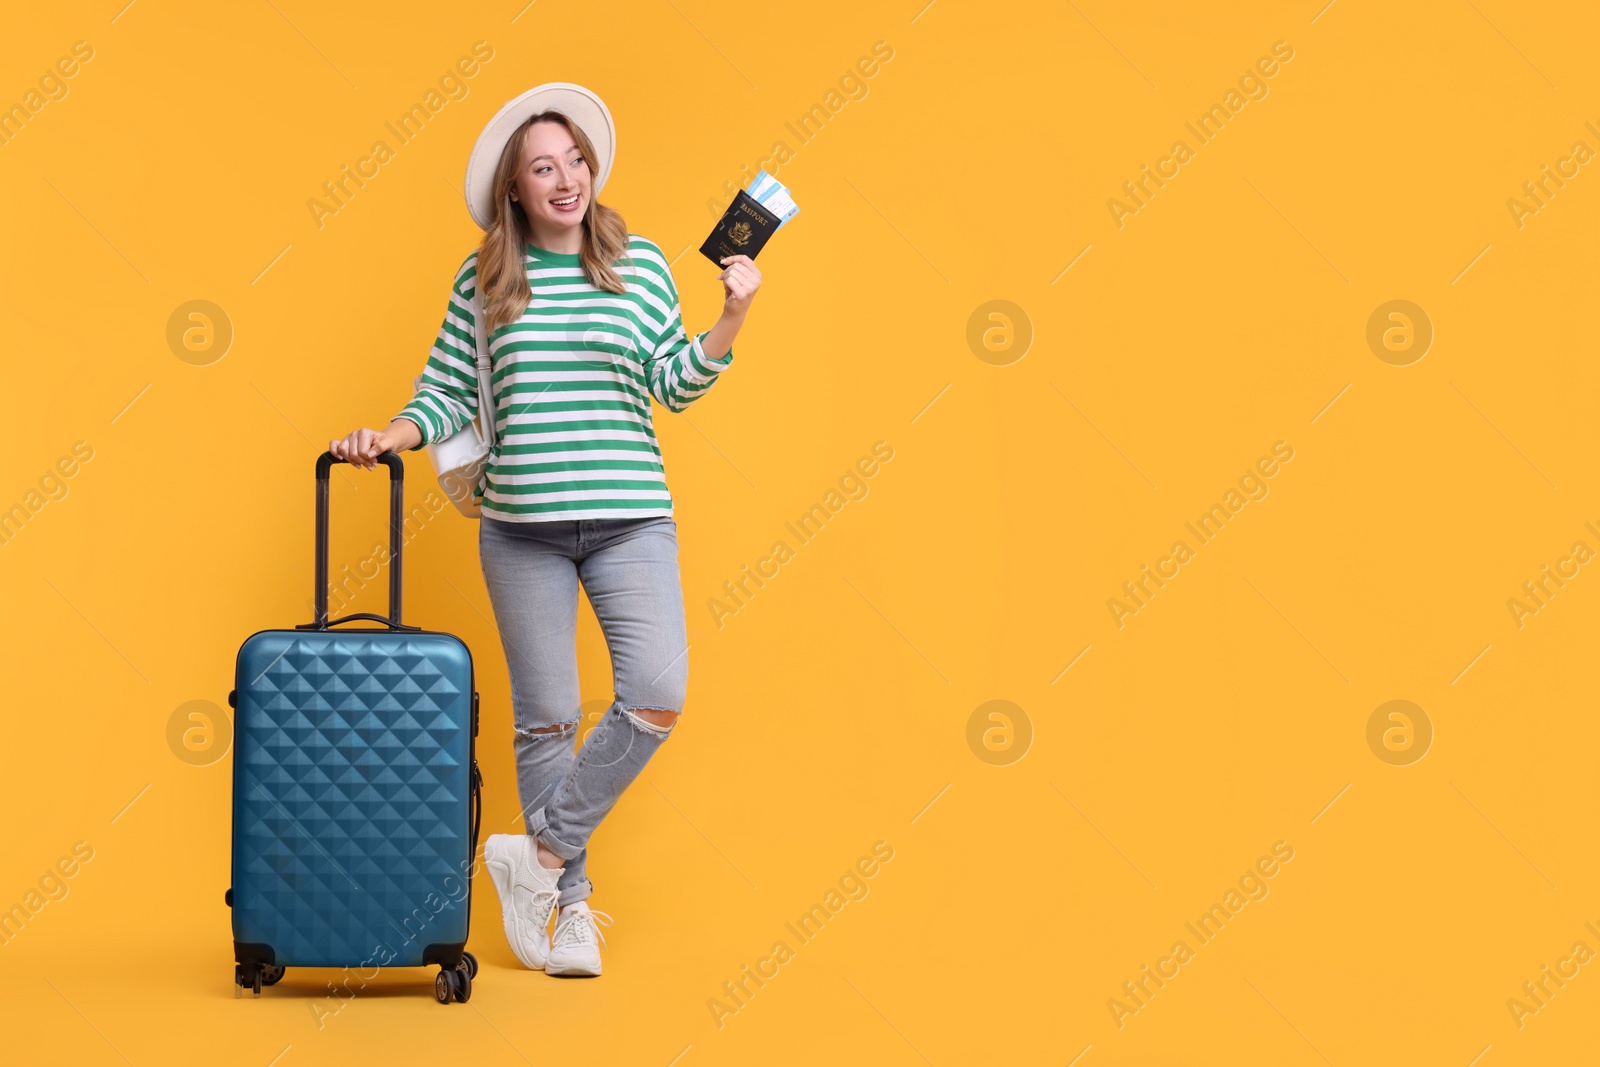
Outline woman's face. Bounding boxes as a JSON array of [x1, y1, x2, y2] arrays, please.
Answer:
[[511, 120, 592, 237]]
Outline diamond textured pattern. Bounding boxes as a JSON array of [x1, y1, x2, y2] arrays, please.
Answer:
[[232, 630, 474, 968]]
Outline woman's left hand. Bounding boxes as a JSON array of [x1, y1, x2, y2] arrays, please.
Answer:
[[718, 254, 761, 320]]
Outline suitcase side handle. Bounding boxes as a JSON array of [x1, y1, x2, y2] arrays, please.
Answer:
[[298, 450, 419, 631]]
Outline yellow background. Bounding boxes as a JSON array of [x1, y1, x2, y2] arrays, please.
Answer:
[[2, 0, 1597, 1063]]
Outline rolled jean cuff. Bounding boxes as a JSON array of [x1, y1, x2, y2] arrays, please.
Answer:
[[556, 880, 592, 908], [525, 806, 584, 863]]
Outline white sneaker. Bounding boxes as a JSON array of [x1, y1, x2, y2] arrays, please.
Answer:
[[546, 900, 613, 976], [483, 834, 562, 970]]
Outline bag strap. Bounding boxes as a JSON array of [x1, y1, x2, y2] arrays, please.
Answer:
[[470, 281, 498, 447]]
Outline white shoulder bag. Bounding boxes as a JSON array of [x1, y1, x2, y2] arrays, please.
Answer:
[[416, 284, 497, 518]]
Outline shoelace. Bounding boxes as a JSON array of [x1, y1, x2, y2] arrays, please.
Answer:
[[512, 878, 561, 926], [529, 886, 560, 923], [553, 906, 614, 950]]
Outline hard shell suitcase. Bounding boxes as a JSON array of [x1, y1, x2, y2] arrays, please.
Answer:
[[227, 451, 483, 1003]]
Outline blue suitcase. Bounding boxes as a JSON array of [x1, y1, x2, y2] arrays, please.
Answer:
[[227, 451, 482, 1003]]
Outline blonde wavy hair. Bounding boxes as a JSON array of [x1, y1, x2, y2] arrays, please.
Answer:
[[476, 111, 632, 335]]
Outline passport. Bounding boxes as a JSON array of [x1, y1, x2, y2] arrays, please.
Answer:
[[700, 188, 783, 267]]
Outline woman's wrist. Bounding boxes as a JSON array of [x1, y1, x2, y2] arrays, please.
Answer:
[[704, 313, 743, 363], [386, 417, 424, 451]]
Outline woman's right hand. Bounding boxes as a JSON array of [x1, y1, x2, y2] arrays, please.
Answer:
[[329, 419, 421, 470]]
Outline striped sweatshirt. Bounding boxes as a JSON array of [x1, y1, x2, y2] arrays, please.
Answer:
[[396, 235, 733, 521]]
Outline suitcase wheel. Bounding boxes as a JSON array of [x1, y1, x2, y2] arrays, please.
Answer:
[[435, 960, 472, 1003], [235, 962, 283, 996], [462, 952, 478, 979]]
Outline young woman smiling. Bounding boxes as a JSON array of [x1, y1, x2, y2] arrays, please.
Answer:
[[328, 83, 761, 977]]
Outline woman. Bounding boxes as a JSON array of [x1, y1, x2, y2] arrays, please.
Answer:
[[328, 82, 760, 977]]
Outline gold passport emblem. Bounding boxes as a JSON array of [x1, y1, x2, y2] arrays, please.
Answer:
[[730, 221, 752, 246]]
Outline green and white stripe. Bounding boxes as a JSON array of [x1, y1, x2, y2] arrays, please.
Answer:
[[397, 235, 733, 521]]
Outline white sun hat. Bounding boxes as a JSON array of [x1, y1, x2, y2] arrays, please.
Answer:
[[463, 82, 616, 230]]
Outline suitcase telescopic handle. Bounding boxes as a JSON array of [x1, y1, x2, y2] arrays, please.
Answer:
[[296, 450, 420, 632]]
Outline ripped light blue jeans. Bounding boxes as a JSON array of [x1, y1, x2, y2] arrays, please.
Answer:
[[478, 514, 689, 907]]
